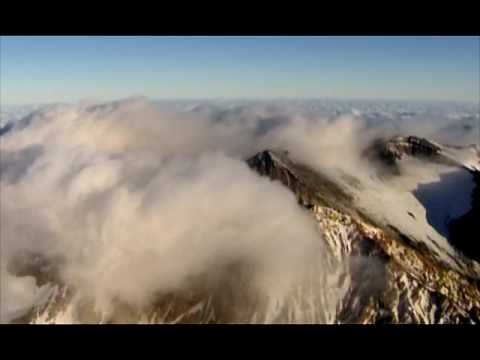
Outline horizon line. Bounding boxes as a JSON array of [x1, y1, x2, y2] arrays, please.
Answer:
[[2, 95, 479, 107]]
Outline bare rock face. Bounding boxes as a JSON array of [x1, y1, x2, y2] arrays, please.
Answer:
[[246, 150, 361, 219], [383, 136, 443, 161], [364, 135, 463, 170]]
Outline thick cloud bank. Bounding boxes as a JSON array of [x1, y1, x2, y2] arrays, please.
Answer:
[[1, 97, 478, 323], [0, 98, 330, 322]]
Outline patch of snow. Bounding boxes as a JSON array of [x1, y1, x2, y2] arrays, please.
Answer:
[[336, 159, 477, 275]]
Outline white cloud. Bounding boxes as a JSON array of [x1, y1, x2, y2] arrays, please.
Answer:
[[1, 97, 477, 323]]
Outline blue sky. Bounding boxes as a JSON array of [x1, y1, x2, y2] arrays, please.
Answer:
[[1, 36, 478, 105]]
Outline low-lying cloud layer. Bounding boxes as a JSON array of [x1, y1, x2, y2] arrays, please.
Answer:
[[1, 97, 477, 323]]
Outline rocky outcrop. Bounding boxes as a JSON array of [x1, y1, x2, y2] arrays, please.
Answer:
[[246, 150, 365, 221], [364, 135, 462, 169], [384, 136, 442, 161]]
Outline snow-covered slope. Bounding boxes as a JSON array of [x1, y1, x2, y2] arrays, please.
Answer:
[[246, 148, 480, 323]]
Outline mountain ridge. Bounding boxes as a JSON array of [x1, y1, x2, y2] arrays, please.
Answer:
[[246, 141, 480, 323]]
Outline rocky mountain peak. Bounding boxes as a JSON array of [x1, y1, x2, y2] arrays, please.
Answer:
[[245, 146, 480, 323]]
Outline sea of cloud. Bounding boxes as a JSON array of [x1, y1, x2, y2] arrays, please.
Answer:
[[0, 97, 477, 323]]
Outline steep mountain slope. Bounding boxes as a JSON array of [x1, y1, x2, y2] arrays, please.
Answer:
[[246, 144, 480, 323]]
